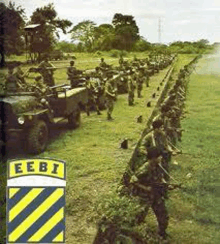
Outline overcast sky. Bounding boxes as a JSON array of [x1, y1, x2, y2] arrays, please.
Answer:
[[4, 0, 220, 44]]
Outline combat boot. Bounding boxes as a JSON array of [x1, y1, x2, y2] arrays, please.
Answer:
[[107, 114, 113, 120]]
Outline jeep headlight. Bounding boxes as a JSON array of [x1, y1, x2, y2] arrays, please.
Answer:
[[18, 116, 25, 125]]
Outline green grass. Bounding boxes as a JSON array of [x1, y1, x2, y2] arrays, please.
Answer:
[[2, 51, 148, 85], [2, 54, 212, 243], [39, 55, 193, 243], [165, 57, 220, 243]]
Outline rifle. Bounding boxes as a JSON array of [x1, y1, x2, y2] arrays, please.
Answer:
[[167, 138, 182, 154], [129, 181, 182, 195], [28, 67, 64, 73]]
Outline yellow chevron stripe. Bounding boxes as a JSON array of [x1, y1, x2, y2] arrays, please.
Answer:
[[9, 188, 44, 222], [9, 188, 20, 199], [28, 208, 64, 242], [8, 188, 64, 242], [52, 231, 64, 242]]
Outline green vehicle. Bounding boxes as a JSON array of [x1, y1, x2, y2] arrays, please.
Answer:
[[0, 85, 88, 154]]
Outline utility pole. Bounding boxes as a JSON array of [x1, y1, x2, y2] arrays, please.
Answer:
[[158, 18, 162, 44]]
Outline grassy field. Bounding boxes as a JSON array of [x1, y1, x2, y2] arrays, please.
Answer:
[[2, 53, 219, 243], [165, 55, 220, 243], [1, 51, 148, 85]]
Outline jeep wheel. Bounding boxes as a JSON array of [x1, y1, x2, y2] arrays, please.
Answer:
[[68, 107, 81, 129], [27, 120, 48, 154]]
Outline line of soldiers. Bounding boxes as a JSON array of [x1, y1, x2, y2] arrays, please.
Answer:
[[124, 58, 199, 240], [93, 57, 200, 243], [66, 55, 175, 121], [3, 53, 175, 122]]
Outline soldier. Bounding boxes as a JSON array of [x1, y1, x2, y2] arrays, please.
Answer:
[[67, 60, 77, 87], [99, 58, 109, 72], [118, 55, 124, 68], [93, 67, 104, 84], [144, 68, 150, 87], [86, 77, 102, 116], [129, 147, 170, 239], [136, 68, 144, 98], [5, 66, 19, 92], [34, 76, 48, 93], [14, 64, 27, 87], [127, 69, 135, 106], [38, 56, 56, 87], [105, 72, 116, 120], [139, 119, 173, 181]]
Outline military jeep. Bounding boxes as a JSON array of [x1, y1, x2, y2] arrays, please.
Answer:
[[0, 85, 88, 154]]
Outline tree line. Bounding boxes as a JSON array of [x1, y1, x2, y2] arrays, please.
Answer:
[[0, 2, 216, 66]]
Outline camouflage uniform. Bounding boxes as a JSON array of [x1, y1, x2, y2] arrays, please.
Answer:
[[144, 69, 150, 87], [127, 74, 135, 106], [67, 62, 78, 88], [105, 76, 116, 120], [139, 120, 172, 181], [34, 76, 47, 93], [14, 66, 26, 86], [136, 70, 144, 98], [99, 58, 109, 73], [86, 78, 102, 116], [38, 59, 55, 87], [5, 68, 19, 92], [130, 148, 169, 238]]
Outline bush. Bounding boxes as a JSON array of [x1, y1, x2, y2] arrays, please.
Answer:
[[92, 191, 141, 226], [109, 49, 128, 58], [109, 49, 121, 58], [94, 51, 102, 56]]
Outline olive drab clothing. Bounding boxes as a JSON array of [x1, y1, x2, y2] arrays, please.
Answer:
[[38, 60, 55, 87], [67, 65, 77, 87], [140, 130, 171, 155], [86, 79, 102, 115], [139, 129, 172, 181], [105, 80, 116, 120], [14, 67, 26, 86], [136, 74, 144, 98], [130, 159, 169, 237], [5, 73, 19, 92], [128, 75, 135, 106]]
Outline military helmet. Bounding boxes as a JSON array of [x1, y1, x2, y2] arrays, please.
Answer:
[[161, 105, 170, 113], [147, 147, 161, 160], [35, 76, 42, 81], [70, 60, 74, 65], [152, 119, 163, 129]]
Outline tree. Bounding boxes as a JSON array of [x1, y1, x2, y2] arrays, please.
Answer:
[[0, 1, 25, 67], [56, 41, 76, 52], [195, 39, 209, 49], [94, 24, 115, 51], [133, 37, 151, 51], [69, 20, 97, 52], [112, 13, 139, 50], [29, 3, 72, 61]]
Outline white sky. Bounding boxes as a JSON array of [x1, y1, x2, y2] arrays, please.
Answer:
[[4, 0, 220, 44]]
